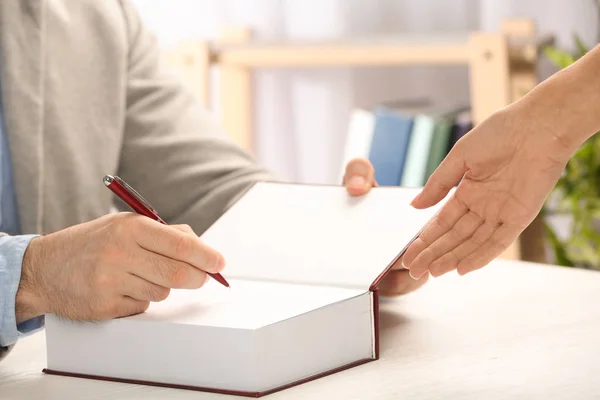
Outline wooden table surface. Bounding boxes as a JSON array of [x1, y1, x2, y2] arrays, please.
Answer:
[[2, 259, 600, 400]]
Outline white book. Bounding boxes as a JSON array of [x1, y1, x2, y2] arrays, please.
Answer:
[[338, 109, 375, 182], [44, 182, 449, 397]]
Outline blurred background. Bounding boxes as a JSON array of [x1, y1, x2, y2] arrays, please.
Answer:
[[131, 0, 600, 270], [131, 0, 597, 183]]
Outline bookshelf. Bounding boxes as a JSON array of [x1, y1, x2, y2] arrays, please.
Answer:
[[163, 18, 554, 262]]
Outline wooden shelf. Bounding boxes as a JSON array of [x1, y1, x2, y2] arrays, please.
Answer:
[[211, 32, 554, 68], [213, 34, 472, 67]]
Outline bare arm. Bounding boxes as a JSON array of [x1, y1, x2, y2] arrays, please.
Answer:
[[402, 44, 600, 278], [519, 44, 600, 155]]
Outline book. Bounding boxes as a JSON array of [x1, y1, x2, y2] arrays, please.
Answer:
[[400, 111, 437, 187], [448, 109, 472, 151], [43, 181, 450, 397], [367, 106, 414, 186], [339, 100, 468, 189], [339, 99, 429, 183], [400, 114, 436, 187], [397, 104, 469, 187], [424, 108, 467, 181], [338, 108, 375, 181]]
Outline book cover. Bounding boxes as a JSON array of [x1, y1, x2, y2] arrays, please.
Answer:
[[400, 114, 436, 187], [447, 109, 472, 151], [368, 107, 414, 186], [424, 107, 468, 181], [338, 108, 375, 182]]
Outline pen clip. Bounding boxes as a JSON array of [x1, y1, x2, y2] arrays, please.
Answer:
[[114, 176, 158, 214]]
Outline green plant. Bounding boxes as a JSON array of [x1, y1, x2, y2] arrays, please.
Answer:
[[542, 34, 600, 269]]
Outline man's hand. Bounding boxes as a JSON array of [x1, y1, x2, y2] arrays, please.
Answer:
[[343, 158, 429, 296], [402, 103, 573, 279], [15, 213, 224, 323]]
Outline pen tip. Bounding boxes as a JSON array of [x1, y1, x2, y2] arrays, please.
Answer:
[[210, 273, 230, 288]]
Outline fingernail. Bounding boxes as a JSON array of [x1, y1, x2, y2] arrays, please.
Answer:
[[215, 255, 226, 272], [401, 259, 409, 269], [408, 270, 419, 280], [347, 175, 367, 189]]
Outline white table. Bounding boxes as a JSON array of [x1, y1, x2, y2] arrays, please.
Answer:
[[2, 259, 600, 399]]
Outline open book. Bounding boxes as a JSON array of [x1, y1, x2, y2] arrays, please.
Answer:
[[43, 182, 450, 397]]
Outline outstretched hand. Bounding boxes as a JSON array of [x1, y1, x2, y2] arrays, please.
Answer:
[[401, 104, 573, 279]]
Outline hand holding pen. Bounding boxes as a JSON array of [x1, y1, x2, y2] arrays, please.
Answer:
[[16, 179, 228, 325], [104, 175, 230, 288]]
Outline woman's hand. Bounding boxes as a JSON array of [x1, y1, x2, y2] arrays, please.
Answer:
[[402, 102, 573, 279]]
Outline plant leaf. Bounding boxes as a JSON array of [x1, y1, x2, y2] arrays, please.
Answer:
[[544, 222, 572, 266], [543, 46, 576, 69], [573, 33, 588, 58], [543, 36, 600, 270]]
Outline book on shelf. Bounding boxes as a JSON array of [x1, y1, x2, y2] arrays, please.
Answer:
[[338, 108, 375, 181], [43, 181, 451, 397], [367, 105, 415, 186], [423, 107, 467, 182], [448, 109, 473, 149], [340, 100, 471, 188], [401, 110, 437, 187]]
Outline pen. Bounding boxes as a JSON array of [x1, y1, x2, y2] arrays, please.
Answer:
[[103, 174, 230, 288]]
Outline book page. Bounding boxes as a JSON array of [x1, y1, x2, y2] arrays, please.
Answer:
[[200, 182, 450, 290], [127, 278, 365, 329]]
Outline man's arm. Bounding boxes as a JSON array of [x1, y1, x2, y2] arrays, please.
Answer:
[[0, 235, 42, 348], [116, 0, 274, 234]]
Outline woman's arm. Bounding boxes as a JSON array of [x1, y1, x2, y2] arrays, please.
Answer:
[[402, 44, 600, 279]]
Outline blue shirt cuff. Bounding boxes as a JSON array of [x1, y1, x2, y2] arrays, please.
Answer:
[[0, 234, 41, 347]]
